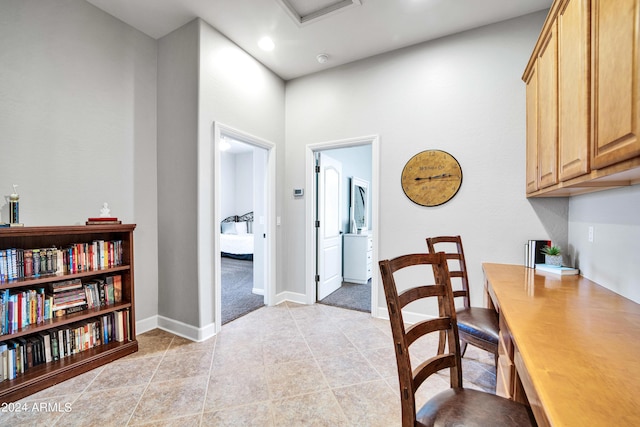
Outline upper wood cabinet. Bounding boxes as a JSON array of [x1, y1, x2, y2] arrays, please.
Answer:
[[537, 23, 559, 189], [558, 0, 590, 181], [523, 0, 640, 197], [591, 0, 640, 169], [525, 65, 539, 194]]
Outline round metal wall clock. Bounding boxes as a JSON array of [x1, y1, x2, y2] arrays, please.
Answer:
[[401, 149, 463, 207]]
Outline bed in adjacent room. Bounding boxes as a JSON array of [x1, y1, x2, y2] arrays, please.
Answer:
[[220, 211, 254, 260]]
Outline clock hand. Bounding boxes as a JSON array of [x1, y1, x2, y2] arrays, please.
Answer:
[[414, 173, 452, 181]]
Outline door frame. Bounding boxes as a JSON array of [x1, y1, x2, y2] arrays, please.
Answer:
[[305, 135, 380, 317], [213, 122, 276, 333]]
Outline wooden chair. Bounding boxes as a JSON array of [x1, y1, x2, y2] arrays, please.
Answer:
[[379, 253, 535, 426], [426, 235, 499, 365]]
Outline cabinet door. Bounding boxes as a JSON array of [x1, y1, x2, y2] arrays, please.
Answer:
[[537, 22, 559, 189], [591, 0, 640, 169], [525, 66, 539, 194], [558, 0, 590, 180]]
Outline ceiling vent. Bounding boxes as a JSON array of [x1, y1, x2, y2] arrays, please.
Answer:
[[277, 0, 362, 26]]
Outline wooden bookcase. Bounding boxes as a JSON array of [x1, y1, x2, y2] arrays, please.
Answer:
[[0, 224, 138, 402]]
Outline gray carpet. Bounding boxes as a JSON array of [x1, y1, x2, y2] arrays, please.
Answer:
[[221, 257, 264, 324], [319, 280, 371, 313]]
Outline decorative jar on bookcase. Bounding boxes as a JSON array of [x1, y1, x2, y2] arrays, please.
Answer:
[[0, 224, 138, 403]]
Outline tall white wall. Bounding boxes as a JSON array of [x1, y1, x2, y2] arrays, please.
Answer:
[[568, 186, 640, 303], [285, 11, 568, 312], [157, 20, 200, 327], [0, 0, 158, 323]]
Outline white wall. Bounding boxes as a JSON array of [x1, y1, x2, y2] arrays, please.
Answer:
[[157, 20, 200, 327], [0, 0, 158, 323], [220, 151, 254, 219], [235, 152, 254, 215], [568, 186, 640, 303], [285, 11, 569, 313], [220, 151, 237, 220]]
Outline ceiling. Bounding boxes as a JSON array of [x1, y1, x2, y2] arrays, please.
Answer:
[[85, 0, 552, 81]]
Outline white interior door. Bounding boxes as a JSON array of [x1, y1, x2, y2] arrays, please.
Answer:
[[317, 153, 343, 300]]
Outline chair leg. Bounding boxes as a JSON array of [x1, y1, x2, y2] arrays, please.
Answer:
[[460, 341, 468, 357]]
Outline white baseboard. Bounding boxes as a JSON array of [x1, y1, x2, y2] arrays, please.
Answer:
[[156, 315, 216, 342], [376, 306, 433, 325], [136, 315, 159, 335], [252, 287, 265, 296], [274, 291, 307, 306]]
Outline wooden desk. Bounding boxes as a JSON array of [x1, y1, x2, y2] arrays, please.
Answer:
[[483, 263, 640, 427]]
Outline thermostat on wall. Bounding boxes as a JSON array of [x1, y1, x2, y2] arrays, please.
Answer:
[[293, 188, 304, 198]]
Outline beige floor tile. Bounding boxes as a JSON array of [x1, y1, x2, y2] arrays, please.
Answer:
[[204, 365, 270, 412], [129, 413, 202, 427], [332, 380, 402, 427], [304, 330, 357, 359], [316, 351, 381, 388], [129, 376, 208, 424], [152, 349, 212, 382], [262, 335, 313, 365], [271, 390, 349, 426], [87, 355, 161, 391], [265, 359, 329, 399], [211, 341, 264, 374], [202, 401, 274, 427], [55, 386, 145, 427], [358, 345, 398, 379], [343, 325, 392, 350], [166, 334, 216, 354], [24, 367, 103, 399]]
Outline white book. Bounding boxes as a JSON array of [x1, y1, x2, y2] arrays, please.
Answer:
[[535, 263, 579, 276], [0, 342, 6, 380]]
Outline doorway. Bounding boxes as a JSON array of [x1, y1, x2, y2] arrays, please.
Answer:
[[219, 139, 267, 324], [213, 123, 276, 333], [305, 135, 380, 317]]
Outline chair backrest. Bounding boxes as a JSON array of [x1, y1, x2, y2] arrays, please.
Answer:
[[426, 236, 470, 310], [379, 253, 463, 426]]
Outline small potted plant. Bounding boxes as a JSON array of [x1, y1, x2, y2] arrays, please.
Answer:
[[541, 245, 562, 266]]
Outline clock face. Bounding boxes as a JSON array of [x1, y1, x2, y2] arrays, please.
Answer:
[[401, 150, 463, 207]]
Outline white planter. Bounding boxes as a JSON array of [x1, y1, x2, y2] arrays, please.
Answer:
[[545, 254, 562, 266]]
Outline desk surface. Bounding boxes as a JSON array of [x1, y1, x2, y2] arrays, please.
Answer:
[[483, 263, 640, 427]]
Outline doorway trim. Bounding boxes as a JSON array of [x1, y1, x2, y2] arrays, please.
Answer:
[[305, 135, 380, 317], [213, 122, 276, 333]]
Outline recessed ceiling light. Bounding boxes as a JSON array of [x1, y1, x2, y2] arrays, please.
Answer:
[[316, 53, 329, 64], [258, 36, 275, 51]]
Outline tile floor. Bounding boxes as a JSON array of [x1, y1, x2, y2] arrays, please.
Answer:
[[1, 302, 496, 426]]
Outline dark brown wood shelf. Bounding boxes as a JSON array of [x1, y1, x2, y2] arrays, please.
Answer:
[[0, 224, 137, 403]]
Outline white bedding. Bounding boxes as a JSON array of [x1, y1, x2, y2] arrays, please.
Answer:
[[220, 233, 254, 255]]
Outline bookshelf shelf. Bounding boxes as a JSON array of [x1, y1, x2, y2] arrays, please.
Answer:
[[0, 265, 131, 290], [0, 224, 138, 403]]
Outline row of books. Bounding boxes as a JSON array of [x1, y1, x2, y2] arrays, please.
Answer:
[[0, 309, 131, 382], [0, 275, 123, 335], [524, 240, 551, 268], [0, 239, 124, 282]]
